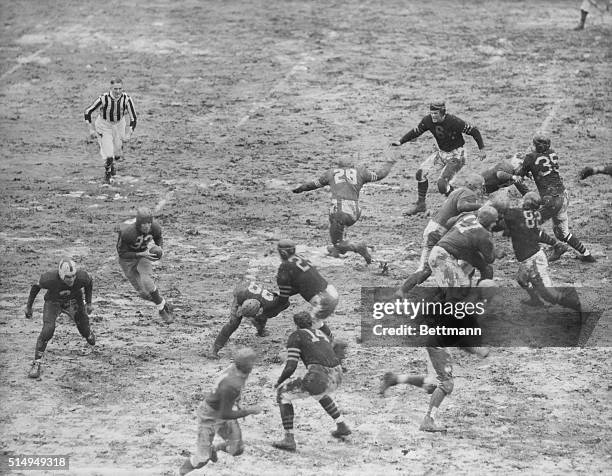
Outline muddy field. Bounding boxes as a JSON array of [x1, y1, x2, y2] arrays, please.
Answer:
[[1, 0, 611, 475]]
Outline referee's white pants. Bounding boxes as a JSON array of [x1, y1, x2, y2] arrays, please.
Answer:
[[95, 116, 129, 159]]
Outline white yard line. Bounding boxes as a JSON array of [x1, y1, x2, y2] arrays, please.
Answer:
[[538, 97, 564, 134], [0, 43, 51, 81]]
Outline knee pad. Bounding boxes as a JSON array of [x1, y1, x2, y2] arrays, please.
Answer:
[[437, 177, 449, 194], [415, 169, 425, 181], [439, 378, 454, 396]]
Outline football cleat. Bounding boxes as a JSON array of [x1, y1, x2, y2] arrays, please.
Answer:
[[159, 304, 173, 323], [419, 415, 447, 433], [355, 243, 372, 264], [28, 360, 42, 379], [272, 433, 296, 452], [86, 332, 96, 346], [579, 253, 596, 263], [331, 421, 351, 438], [404, 200, 427, 216], [579, 166, 594, 180], [548, 242, 569, 262], [380, 372, 398, 395]]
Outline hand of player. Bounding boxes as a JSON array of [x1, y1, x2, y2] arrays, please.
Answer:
[[391, 141, 401, 147], [478, 149, 487, 161], [125, 127, 133, 140], [24, 306, 33, 319], [139, 250, 159, 261], [248, 405, 263, 415], [89, 129, 99, 141], [86, 303, 94, 315], [512, 175, 524, 184], [292, 186, 304, 194]]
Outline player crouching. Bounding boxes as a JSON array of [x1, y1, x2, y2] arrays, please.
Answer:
[[273, 312, 350, 451]]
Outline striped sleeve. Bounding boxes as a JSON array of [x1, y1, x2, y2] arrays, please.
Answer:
[[286, 332, 302, 362], [84, 97, 102, 122], [126, 95, 137, 129]]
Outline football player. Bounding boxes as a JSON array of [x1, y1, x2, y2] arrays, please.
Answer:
[[495, 192, 582, 311], [116, 207, 173, 321], [579, 164, 612, 179], [24, 258, 96, 379], [265, 239, 339, 340], [381, 285, 493, 432], [292, 155, 397, 263], [211, 281, 290, 357], [515, 134, 595, 262], [391, 100, 486, 215], [481, 155, 530, 195], [427, 205, 498, 289], [272, 312, 350, 451], [178, 348, 262, 475], [397, 172, 484, 296]]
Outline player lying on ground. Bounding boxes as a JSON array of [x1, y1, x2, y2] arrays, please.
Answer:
[[273, 312, 350, 451], [481, 154, 530, 195], [211, 281, 290, 358], [579, 164, 612, 179], [292, 155, 397, 263], [25, 258, 96, 379]]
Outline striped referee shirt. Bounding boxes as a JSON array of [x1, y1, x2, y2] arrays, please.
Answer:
[[84, 91, 137, 129]]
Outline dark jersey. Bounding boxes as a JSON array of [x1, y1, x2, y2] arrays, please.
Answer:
[[286, 328, 340, 368], [399, 113, 484, 152], [116, 219, 163, 258], [438, 213, 495, 267], [38, 270, 92, 303], [518, 149, 564, 196], [482, 161, 529, 195], [502, 207, 543, 262], [205, 365, 247, 412], [314, 166, 380, 201], [434, 187, 481, 226], [233, 281, 282, 316], [277, 255, 327, 301]]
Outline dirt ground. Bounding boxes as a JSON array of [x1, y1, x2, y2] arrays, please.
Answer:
[[1, 0, 611, 475]]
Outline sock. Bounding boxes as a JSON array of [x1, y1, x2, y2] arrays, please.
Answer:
[[417, 180, 428, 202], [280, 403, 294, 431], [538, 230, 556, 247], [319, 395, 341, 420], [150, 289, 164, 306], [563, 233, 587, 255]]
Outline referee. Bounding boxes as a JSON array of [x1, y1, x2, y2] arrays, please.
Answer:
[[85, 78, 137, 184]]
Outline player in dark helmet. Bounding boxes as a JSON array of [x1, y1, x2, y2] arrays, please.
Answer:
[[515, 134, 595, 262], [272, 312, 350, 451], [116, 207, 173, 322], [391, 100, 486, 215], [265, 240, 339, 341], [25, 258, 96, 379]]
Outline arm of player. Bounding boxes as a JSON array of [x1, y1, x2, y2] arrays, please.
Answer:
[[293, 173, 329, 194], [275, 359, 298, 388], [456, 194, 482, 214], [392, 121, 427, 146], [217, 386, 261, 420], [260, 295, 290, 319], [126, 96, 137, 132], [83, 274, 94, 313], [368, 158, 398, 183], [84, 97, 102, 138], [25, 284, 41, 318]]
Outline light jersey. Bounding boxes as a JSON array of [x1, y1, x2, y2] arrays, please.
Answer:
[[233, 281, 279, 314], [205, 365, 247, 411], [519, 149, 565, 196], [433, 187, 481, 226], [286, 327, 340, 368], [437, 213, 495, 265], [502, 207, 544, 262], [314, 166, 379, 201], [38, 270, 92, 303], [277, 255, 327, 302], [116, 219, 163, 256]]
